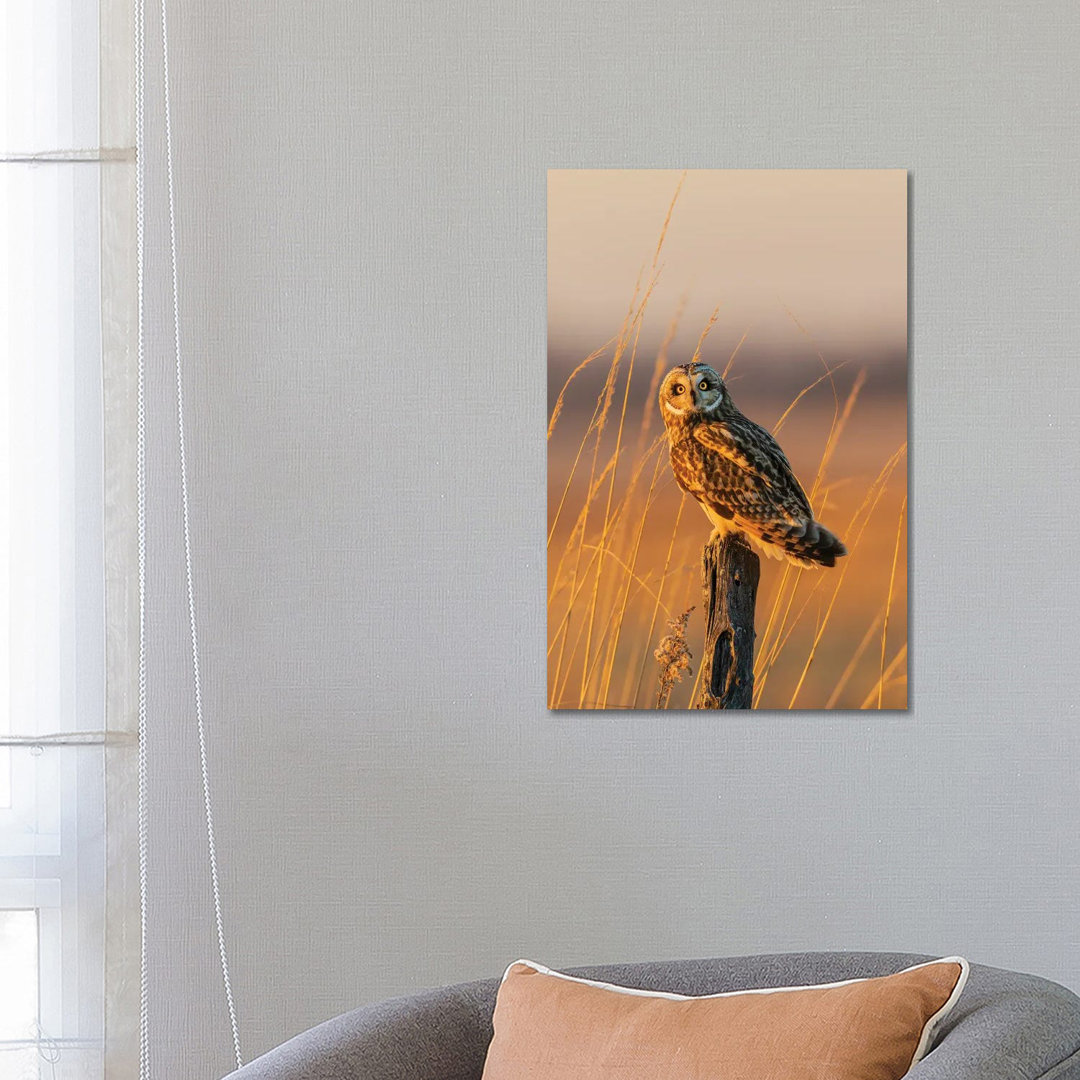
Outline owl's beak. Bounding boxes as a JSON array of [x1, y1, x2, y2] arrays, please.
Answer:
[[689, 388, 699, 407]]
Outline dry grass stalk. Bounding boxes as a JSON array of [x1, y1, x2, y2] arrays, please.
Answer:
[[557, 286, 642, 705], [786, 442, 907, 708], [825, 611, 885, 709], [862, 644, 907, 709], [579, 311, 648, 704], [631, 493, 687, 706], [773, 361, 853, 437], [597, 447, 669, 705], [688, 305, 722, 367], [638, 295, 688, 451], [721, 328, 751, 380], [547, 337, 616, 441], [547, 375, 613, 549], [654, 607, 694, 709], [548, 435, 666, 679], [752, 367, 867, 701], [575, 179, 684, 707], [878, 494, 907, 709]]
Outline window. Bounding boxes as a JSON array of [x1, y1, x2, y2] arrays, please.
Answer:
[[1, 2, 110, 1077], [0, 910, 39, 1077]]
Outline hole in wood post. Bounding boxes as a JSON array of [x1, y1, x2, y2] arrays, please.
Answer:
[[710, 629, 732, 699]]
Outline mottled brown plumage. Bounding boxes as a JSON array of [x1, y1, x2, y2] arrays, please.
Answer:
[[659, 363, 846, 568]]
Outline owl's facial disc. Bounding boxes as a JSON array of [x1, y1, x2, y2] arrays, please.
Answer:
[[660, 363, 725, 417]]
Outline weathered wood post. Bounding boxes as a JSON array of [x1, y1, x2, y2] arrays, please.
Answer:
[[697, 532, 760, 709]]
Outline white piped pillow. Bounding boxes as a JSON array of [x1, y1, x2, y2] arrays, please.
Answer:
[[482, 956, 969, 1079]]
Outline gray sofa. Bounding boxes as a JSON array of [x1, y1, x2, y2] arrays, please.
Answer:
[[224, 952, 1080, 1079]]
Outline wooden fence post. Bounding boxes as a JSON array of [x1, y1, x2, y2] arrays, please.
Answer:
[[697, 532, 760, 709]]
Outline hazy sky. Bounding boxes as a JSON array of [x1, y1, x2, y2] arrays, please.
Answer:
[[548, 170, 907, 364]]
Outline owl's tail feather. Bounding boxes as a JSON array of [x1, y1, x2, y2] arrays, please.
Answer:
[[781, 518, 846, 570], [773, 519, 847, 569]]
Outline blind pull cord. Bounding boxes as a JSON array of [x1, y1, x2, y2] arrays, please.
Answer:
[[135, 0, 244, 1072]]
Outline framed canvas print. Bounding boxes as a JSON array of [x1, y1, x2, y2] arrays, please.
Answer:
[[547, 169, 908, 711]]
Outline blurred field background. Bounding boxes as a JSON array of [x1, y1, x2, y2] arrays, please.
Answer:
[[547, 170, 908, 710]]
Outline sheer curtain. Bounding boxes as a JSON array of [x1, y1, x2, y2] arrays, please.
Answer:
[[1, 2, 138, 1078]]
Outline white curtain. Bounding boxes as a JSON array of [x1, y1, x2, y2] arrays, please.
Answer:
[[1, 2, 137, 1078]]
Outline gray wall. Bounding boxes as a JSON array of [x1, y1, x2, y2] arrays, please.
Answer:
[[137, 2, 1080, 1076]]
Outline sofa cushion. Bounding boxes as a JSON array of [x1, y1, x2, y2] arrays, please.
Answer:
[[481, 956, 968, 1080]]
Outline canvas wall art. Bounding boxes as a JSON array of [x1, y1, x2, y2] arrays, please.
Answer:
[[547, 170, 908, 710]]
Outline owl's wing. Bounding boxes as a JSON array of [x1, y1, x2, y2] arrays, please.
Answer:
[[691, 418, 813, 522]]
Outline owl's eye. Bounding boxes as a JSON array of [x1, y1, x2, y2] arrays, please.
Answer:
[[699, 381, 711, 391], [672, 384, 685, 395]]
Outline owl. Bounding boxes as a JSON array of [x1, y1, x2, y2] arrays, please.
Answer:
[[659, 363, 847, 568]]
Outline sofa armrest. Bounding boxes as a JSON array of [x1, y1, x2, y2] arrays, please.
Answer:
[[909, 966, 1080, 1080], [221, 979, 496, 1080]]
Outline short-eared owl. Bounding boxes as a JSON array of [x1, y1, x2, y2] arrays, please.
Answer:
[[659, 362, 846, 568]]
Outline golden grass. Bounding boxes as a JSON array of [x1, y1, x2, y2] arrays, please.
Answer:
[[879, 495, 907, 709], [547, 179, 907, 711], [548, 337, 616, 443]]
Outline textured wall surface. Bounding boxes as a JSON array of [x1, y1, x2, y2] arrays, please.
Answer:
[[135, 2, 1080, 1076]]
